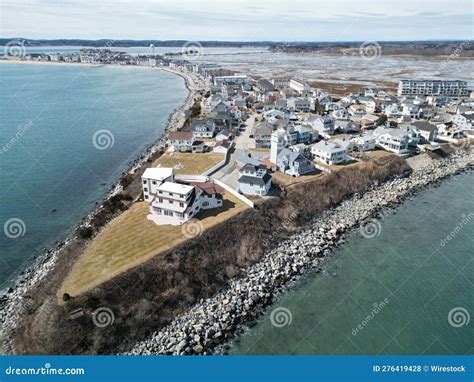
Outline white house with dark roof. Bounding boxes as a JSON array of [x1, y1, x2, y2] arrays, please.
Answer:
[[306, 114, 336, 138], [311, 140, 349, 165], [168, 131, 195, 152], [192, 119, 216, 138], [238, 163, 272, 196], [142, 167, 223, 225], [450, 113, 474, 130]]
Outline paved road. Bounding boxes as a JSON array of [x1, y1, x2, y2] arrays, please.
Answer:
[[214, 112, 269, 189]]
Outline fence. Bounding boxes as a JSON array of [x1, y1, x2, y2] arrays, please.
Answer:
[[213, 179, 254, 208]]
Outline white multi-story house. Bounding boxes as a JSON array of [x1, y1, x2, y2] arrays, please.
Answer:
[[311, 140, 350, 165], [306, 115, 336, 138], [351, 135, 376, 152], [412, 121, 438, 142], [192, 119, 216, 138], [168, 131, 195, 152], [450, 113, 474, 130], [142, 168, 223, 226], [238, 163, 272, 196], [372, 126, 420, 155], [287, 97, 311, 112]]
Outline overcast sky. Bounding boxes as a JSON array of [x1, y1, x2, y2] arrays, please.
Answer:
[[1, 0, 472, 41]]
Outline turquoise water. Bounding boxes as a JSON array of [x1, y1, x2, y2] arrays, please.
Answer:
[[230, 173, 474, 354], [0, 63, 187, 288]]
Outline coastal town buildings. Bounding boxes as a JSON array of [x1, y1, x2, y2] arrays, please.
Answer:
[[142, 168, 223, 225], [397, 80, 469, 97]]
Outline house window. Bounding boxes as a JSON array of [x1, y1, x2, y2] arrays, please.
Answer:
[[169, 193, 174, 197], [158, 190, 163, 194], [159, 198, 163, 203], [179, 202, 184, 207], [203, 202, 209, 207], [143, 180, 147, 184], [152, 181, 156, 185], [145, 195, 149, 199], [144, 187, 148, 192], [164, 210, 173, 216], [250, 182, 254, 187], [169, 200, 173, 204]]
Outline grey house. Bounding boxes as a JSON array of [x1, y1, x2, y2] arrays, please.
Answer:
[[238, 163, 272, 196], [276, 148, 315, 177]]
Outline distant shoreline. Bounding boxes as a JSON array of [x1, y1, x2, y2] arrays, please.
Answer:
[[0, 61, 207, 353]]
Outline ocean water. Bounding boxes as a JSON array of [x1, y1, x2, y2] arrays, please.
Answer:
[[0, 63, 187, 288], [230, 172, 474, 355]]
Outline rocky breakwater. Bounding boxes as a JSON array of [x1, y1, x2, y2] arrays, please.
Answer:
[[126, 149, 473, 355]]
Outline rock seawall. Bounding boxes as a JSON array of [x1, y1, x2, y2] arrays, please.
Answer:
[[126, 150, 473, 355]]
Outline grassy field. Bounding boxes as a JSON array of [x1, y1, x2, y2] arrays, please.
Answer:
[[59, 192, 248, 298], [153, 152, 224, 175], [272, 171, 324, 187]]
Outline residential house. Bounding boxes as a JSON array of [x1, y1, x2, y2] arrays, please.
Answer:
[[307, 115, 336, 138], [311, 140, 349, 165], [351, 135, 376, 152], [412, 121, 438, 142], [276, 148, 315, 176], [450, 113, 474, 130], [372, 126, 416, 155], [192, 119, 216, 138], [238, 163, 272, 196], [287, 97, 311, 112], [142, 168, 224, 225], [216, 129, 232, 142], [253, 124, 273, 148], [168, 131, 194, 152]]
